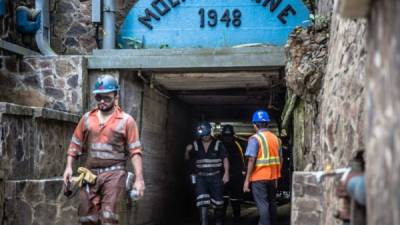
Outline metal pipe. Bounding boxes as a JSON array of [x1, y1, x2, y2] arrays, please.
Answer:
[[102, 0, 116, 49], [35, 0, 56, 56]]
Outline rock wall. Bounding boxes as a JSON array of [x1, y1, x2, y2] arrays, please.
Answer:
[[0, 102, 80, 225], [291, 172, 324, 225], [316, 13, 366, 225], [286, 1, 367, 225], [4, 179, 79, 225], [284, 16, 330, 171], [50, 0, 137, 54], [0, 0, 135, 55], [366, 0, 400, 224], [0, 56, 87, 113]]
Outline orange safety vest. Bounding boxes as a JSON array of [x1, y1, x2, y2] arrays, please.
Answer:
[[250, 131, 281, 182]]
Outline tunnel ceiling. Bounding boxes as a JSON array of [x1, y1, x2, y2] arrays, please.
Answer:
[[153, 71, 283, 90], [149, 71, 286, 123]]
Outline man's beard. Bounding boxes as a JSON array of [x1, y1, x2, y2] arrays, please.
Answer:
[[98, 103, 114, 112]]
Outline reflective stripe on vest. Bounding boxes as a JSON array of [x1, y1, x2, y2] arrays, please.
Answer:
[[254, 132, 280, 167], [83, 112, 90, 131], [91, 143, 113, 151], [214, 140, 220, 151], [71, 135, 81, 146], [128, 141, 141, 149], [193, 141, 199, 151], [196, 158, 222, 169], [90, 150, 126, 160]]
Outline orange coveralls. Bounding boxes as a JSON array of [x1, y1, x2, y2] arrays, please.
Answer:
[[67, 106, 142, 225]]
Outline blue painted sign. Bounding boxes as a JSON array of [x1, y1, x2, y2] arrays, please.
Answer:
[[118, 0, 310, 49]]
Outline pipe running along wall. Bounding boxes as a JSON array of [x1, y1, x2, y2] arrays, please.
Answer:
[[102, 0, 116, 49], [35, 0, 56, 56]]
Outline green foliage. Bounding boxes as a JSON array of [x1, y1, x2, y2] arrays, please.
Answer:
[[309, 13, 329, 30]]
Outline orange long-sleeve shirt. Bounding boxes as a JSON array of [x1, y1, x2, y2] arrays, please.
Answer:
[[67, 106, 142, 168]]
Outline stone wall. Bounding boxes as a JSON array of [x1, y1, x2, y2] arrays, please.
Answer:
[[0, 102, 80, 225], [366, 0, 400, 224], [314, 13, 366, 225], [286, 0, 367, 225], [0, 0, 135, 55], [0, 103, 80, 179], [4, 179, 79, 225], [50, 0, 137, 54], [291, 172, 324, 225], [0, 56, 87, 113]]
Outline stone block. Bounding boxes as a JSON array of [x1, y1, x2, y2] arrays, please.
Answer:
[[291, 172, 324, 225], [67, 74, 79, 88], [1, 115, 35, 179], [0, 103, 80, 179], [45, 87, 65, 99], [3, 179, 79, 225], [0, 56, 86, 114], [35, 118, 76, 178]]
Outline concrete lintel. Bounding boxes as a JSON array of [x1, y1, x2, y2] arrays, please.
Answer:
[[0, 102, 35, 116], [32, 107, 80, 123], [335, 0, 371, 18], [0, 39, 40, 56], [87, 46, 286, 71], [0, 102, 80, 123]]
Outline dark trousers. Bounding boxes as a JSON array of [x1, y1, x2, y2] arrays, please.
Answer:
[[251, 180, 277, 225], [195, 174, 224, 208], [223, 174, 244, 220]]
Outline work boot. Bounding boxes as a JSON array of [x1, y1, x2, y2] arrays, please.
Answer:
[[214, 208, 224, 225], [199, 207, 208, 225]]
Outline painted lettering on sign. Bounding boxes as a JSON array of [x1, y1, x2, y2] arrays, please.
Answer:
[[118, 0, 310, 48]]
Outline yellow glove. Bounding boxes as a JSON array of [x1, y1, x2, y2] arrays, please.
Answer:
[[74, 167, 97, 187]]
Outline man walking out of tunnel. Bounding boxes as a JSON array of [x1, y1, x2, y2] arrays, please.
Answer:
[[63, 75, 145, 225], [185, 122, 230, 225], [220, 124, 245, 224], [243, 110, 282, 225]]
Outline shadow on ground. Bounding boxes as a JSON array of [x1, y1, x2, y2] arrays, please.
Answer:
[[176, 203, 290, 225]]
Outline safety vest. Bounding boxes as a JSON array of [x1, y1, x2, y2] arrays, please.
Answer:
[[250, 131, 281, 181], [193, 139, 224, 176], [253, 131, 280, 167]]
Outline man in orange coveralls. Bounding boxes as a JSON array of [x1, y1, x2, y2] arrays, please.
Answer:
[[63, 75, 145, 225]]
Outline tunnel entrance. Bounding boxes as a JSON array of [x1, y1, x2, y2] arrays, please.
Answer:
[[148, 70, 292, 225], [88, 47, 291, 225]]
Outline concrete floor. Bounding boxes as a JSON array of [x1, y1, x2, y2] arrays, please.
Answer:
[[177, 203, 290, 225]]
